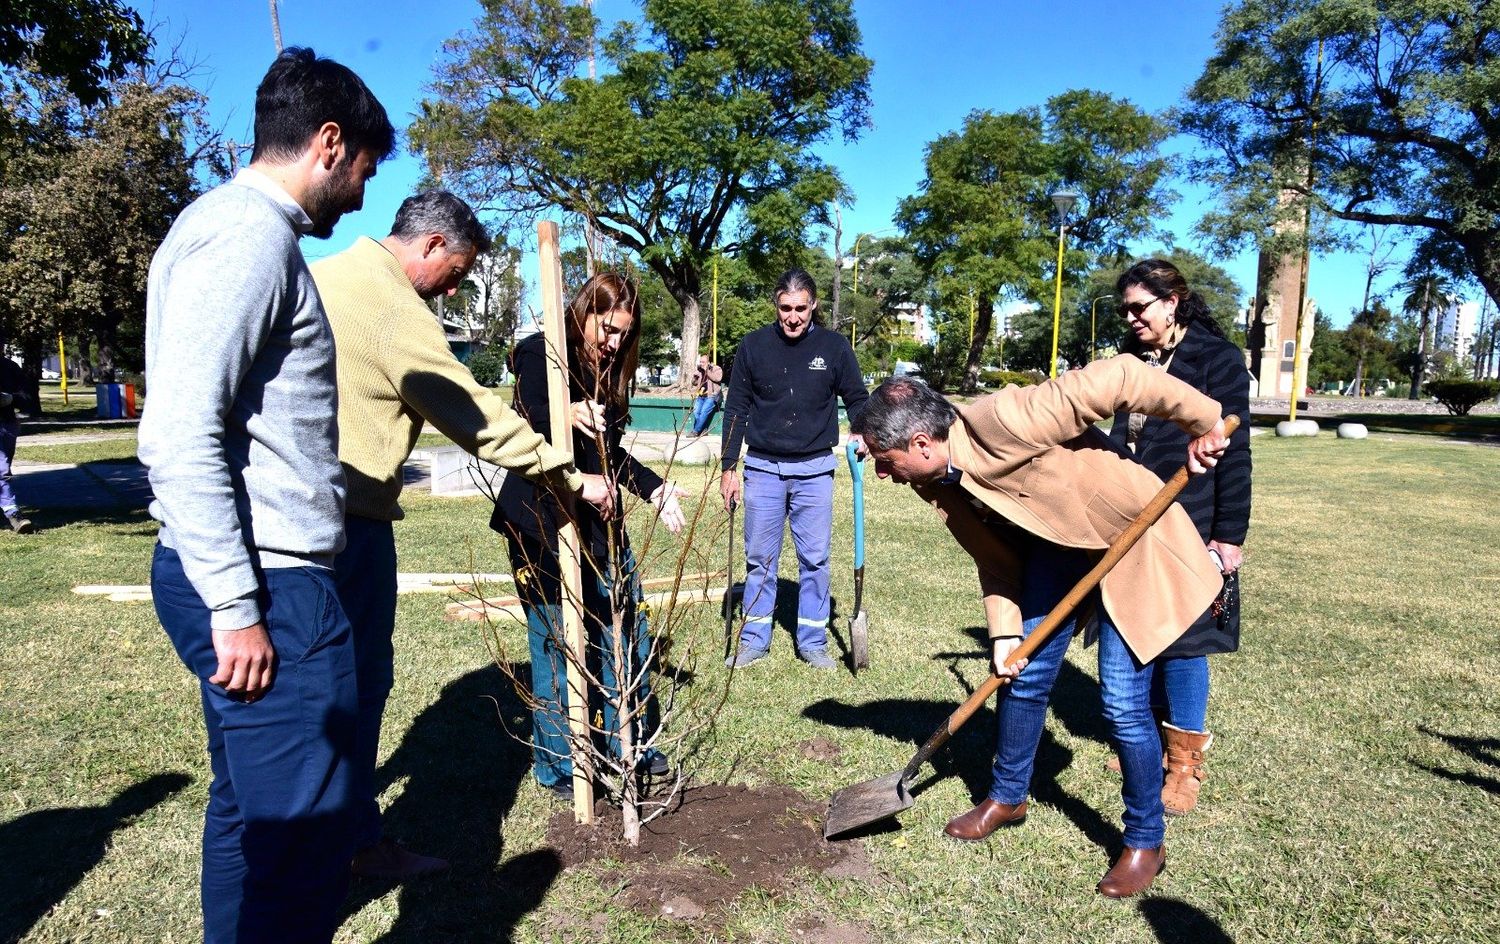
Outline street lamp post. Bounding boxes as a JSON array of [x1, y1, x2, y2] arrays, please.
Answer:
[[1090, 294, 1114, 364], [1048, 190, 1079, 379]]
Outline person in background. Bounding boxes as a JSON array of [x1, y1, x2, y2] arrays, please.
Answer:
[[139, 47, 394, 943], [1107, 258, 1252, 816], [719, 269, 867, 670], [312, 189, 612, 879], [1, 345, 35, 534], [690, 353, 724, 436], [491, 272, 685, 800]]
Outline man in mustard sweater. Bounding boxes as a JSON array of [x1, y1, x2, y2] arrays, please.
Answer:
[[312, 190, 610, 880]]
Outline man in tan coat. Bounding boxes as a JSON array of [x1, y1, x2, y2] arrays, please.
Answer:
[[851, 357, 1228, 898]]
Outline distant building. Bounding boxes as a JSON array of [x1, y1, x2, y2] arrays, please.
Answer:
[[1435, 299, 1480, 363]]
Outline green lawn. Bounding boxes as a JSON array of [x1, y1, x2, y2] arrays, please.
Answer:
[[1, 429, 1496, 942]]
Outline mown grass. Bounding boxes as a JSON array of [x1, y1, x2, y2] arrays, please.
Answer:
[[1, 429, 1496, 943]]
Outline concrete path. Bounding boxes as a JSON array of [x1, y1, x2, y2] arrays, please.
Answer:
[[11, 429, 725, 515]]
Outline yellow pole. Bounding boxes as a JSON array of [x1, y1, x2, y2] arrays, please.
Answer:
[[1049, 221, 1068, 379], [711, 255, 719, 363], [57, 332, 68, 405], [968, 292, 977, 352]]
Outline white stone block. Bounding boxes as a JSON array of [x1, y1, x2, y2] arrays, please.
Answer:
[[1336, 423, 1368, 439], [429, 445, 507, 497], [669, 439, 714, 466]]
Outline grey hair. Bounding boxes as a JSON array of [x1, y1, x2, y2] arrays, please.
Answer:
[[850, 377, 957, 451], [773, 268, 818, 304], [388, 190, 492, 255]]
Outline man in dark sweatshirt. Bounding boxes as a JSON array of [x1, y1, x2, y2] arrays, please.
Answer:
[[719, 269, 868, 669], [1, 344, 35, 533]]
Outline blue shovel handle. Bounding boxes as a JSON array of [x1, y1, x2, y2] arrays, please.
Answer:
[[846, 440, 864, 569]]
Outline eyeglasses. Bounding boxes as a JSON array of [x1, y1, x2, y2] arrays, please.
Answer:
[[1116, 297, 1163, 319], [778, 304, 810, 313]]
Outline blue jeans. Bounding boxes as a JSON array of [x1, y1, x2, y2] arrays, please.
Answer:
[[153, 543, 358, 944], [0, 417, 18, 515], [1151, 655, 1210, 731], [506, 536, 660, 788], [738, 467, 833, 652], [989, 540, 1166, 849], [691, 395, 719, 435], [332, 515, 399, 849]]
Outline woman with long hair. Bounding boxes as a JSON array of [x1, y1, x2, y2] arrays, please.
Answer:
[[491, 272, 685, 800], [1108, 258, 1252, 816]]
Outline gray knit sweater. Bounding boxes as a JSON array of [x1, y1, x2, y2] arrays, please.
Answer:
[[139, 169, 346, 630]]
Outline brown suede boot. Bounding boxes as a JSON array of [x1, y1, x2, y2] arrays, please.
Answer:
[[942, 799, 1028, 841], [1097, 845, 1165, 898], [1160, 722, 1213, 816]]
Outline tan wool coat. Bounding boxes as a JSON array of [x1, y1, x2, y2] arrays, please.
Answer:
[[914, 355, 1225, 663]]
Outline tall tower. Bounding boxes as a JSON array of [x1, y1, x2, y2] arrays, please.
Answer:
[[1245, 189, 1315, 398]]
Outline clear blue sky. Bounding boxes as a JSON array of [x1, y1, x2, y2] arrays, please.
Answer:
[[134, 0, 1423, 328]]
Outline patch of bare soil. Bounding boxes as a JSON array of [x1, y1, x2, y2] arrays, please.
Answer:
[[545, 783, 869, 924], [798, 736, 843, 762]]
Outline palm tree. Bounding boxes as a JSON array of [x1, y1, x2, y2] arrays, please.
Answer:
[[1401, 275, 1450, 399]]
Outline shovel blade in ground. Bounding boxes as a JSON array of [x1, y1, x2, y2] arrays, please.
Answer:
[[848, 609, 869, 671], [823, 770, 913, 840]]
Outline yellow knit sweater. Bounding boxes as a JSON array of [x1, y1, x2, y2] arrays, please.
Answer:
[[311, 237, 581, 520]]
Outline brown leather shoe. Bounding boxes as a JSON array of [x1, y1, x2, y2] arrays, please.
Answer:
[[942, 799, 1027, 841], [1097, 845, 1165, 898]]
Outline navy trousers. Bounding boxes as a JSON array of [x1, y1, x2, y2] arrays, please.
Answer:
[[153, 544, 359, 944], [332, 514, 399, 849]]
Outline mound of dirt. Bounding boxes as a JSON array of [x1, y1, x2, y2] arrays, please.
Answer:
[[545, 783, 873, 923]]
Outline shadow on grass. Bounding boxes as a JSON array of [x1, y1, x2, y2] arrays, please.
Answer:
[[0, 772, 191, 943], [341, 665, 562, 943], [1411, 726, 1500, 796], [802, 690, 1123, 855], [16, 458, 155, 530], [1138, 896, 1234, 943]]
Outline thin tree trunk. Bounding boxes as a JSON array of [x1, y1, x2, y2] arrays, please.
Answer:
[[269, 1, 283, 53], [1410, 281, 1431, 400], [960, 292, 993, 395]]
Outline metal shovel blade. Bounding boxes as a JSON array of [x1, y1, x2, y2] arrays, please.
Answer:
[[849, 609, 869, 671], [824, 770, 913, 839]]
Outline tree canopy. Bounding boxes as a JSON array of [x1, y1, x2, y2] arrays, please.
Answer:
[[0, 0, 150, 108], [0, 61, 219, 380], [896, 90, 1176, 391], [410, 0, 872, 381], [1184, 0, 1500, 309]]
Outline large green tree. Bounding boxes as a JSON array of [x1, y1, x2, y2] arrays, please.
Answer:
[[1184, 0, 1500, 309], [0, 68, 218, 381], [1005, 250, 1245, 374], [410, 0, 872, 381], [897, 91, 1176, 392]]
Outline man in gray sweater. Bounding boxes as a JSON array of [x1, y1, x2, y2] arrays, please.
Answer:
[[139, 48, 394, 944]]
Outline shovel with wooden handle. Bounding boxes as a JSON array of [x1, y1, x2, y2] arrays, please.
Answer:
[[823, 415, 1238, 839], [846, 441, 870, 673]]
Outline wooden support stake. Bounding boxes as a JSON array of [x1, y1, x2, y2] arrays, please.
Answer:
[[538, 220, 594, 823]]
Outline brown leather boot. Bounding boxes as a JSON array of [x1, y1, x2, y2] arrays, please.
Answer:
[[942, 799, 1028, 841], [1097, 845, 1165, 898], [1161, 722, 1213, 816]]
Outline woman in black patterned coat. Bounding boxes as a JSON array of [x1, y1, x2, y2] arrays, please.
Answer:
[[1107, 258, 1252, 816]]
